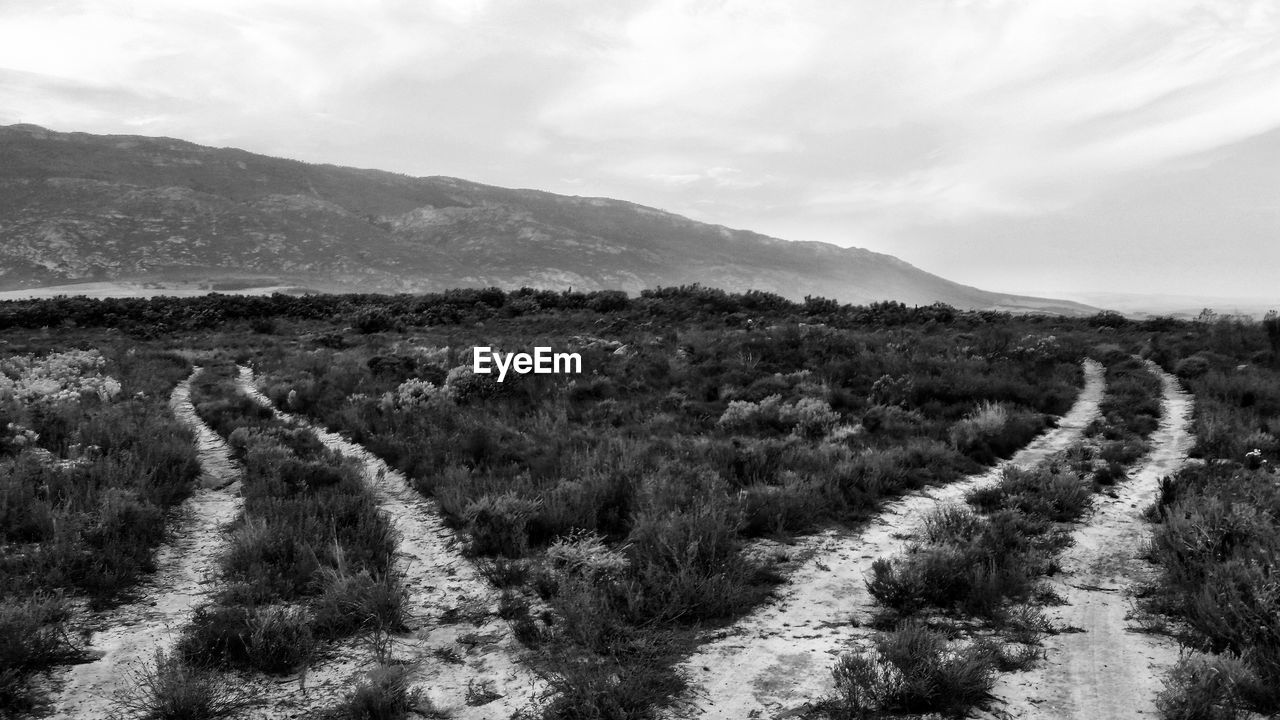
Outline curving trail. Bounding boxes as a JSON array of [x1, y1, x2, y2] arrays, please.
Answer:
[[236, 367, 548, 719], [980, 362, 1194, 720], [668, 360, 1106, 720], [48, 371, 242, 720]]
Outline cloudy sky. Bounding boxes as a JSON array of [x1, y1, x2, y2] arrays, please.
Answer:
[[2, 0, 1279, 300]]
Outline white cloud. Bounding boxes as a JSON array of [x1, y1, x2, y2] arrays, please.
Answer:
[[2, 0, 1280, 295]]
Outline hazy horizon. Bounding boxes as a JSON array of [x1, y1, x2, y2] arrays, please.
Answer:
[[3, 1, 1278, 300]]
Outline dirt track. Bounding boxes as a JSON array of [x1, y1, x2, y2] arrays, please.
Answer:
[[979, 362, 1194, 720], [236, 367, 547, 719], [47, 372, 242, 720], [668, 360, 1106, 720]]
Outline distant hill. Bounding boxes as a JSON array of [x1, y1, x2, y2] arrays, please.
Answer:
[[0, 124, 1094, 314]]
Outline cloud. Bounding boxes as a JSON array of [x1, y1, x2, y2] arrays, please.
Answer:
[[2, 0, 1279, 295]]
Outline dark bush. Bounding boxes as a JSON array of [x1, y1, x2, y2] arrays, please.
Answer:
[[464, 493, 540, 558], [826, 621, 996, 717], [321, 664, 424, 720], [178, 604, 315, 674], [112, 649, 255, 720]]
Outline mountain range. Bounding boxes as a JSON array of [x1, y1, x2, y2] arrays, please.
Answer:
[[0, 124, 1093, 314]]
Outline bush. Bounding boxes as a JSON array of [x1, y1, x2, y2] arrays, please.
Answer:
[[968, 465, 1092, 523], [1155, 653, 1256, 720], [919, 504, 983, 546], [0, 594, 85, 712], [623, 505, 757, 623], [321, 664, 425, 720], [1146, 467, 1280, 714], [352, 308, 395, 334], [464, 493, 541, 558], [112, 649, 255, 720], [866, 544, 1041, 620], [826, 622, 996, 716], [178, 604, 315, 674], [538, 645, 685, 720], [1175, 355, 1212, 380], [309, 568, 408, 639]]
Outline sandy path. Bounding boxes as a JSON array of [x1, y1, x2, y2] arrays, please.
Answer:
[[979, 362, 1194, 720], [668, 360, 1106, 720], [47, 372, 243, 720], [236, 367, 548, 719]]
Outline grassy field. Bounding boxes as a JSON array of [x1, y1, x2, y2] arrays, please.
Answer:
[[0, 288, 1276, 719]]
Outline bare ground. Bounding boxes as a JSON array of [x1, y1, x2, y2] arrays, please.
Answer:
[[978, 362, 1194, 720], [236, 366, 548, 719], [667, 359, 1107, 720], [45, 372, 243, 720]]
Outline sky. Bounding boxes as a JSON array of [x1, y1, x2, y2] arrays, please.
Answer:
[[2, 0, 1279, 300]]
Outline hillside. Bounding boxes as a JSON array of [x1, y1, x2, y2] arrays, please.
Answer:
[[0, 124, 1092, 313]]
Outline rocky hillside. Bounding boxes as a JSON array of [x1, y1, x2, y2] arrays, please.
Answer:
[[0, 124, 1092, 313]]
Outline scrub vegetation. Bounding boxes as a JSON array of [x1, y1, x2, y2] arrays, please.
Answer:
[[1141, 316, 1280, 720], [0, 342, 200, 712], [0, 287, 1276, 720]]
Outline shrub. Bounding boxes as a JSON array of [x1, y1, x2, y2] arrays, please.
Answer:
[[781, 397, 840, 439], [538, 645, 685, 720], [737, 480, 824, 537], [866, 545, 1040, 620], [623, 505, 756, 623], [321, 664, 425, 720], [0, 594, 85, 712], [352, 308, 395, 334], [717, 394, 786, 433], [220, 517, 323, 600], [1175, 355, 1212, 380], [464, 493, 541, 557], [1155, 653, 1255, 720], [919, 504, 983, 546], [825, 622, 996, 716], [178, 604, 314, 674], [111, 649, 255, 720], [309, 568, 407, 639], [546, 530, 630, 580], [968, 465, 1092, 523]]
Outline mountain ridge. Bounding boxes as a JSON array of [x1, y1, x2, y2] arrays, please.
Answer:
[[0, 123, 1093, 314]]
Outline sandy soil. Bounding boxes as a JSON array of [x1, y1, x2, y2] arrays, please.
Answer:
[[667, 360, 1107, 720], [978, 362, 1194, 720], [45, 372, 243, 720], [237, 367, 548, 719]]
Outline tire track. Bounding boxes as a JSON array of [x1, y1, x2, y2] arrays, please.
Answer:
[[980, 361, 1194, 720], [48, 371, 242, 720], [236, 366, 548, 719], [668, 360, 1106, 720]]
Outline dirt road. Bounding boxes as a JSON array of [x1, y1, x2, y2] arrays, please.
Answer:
[[237, 367, 547, 719], [669, 360, 1106, 720], [980, 362, 1194, 720], [48, 372, 242, 719]]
